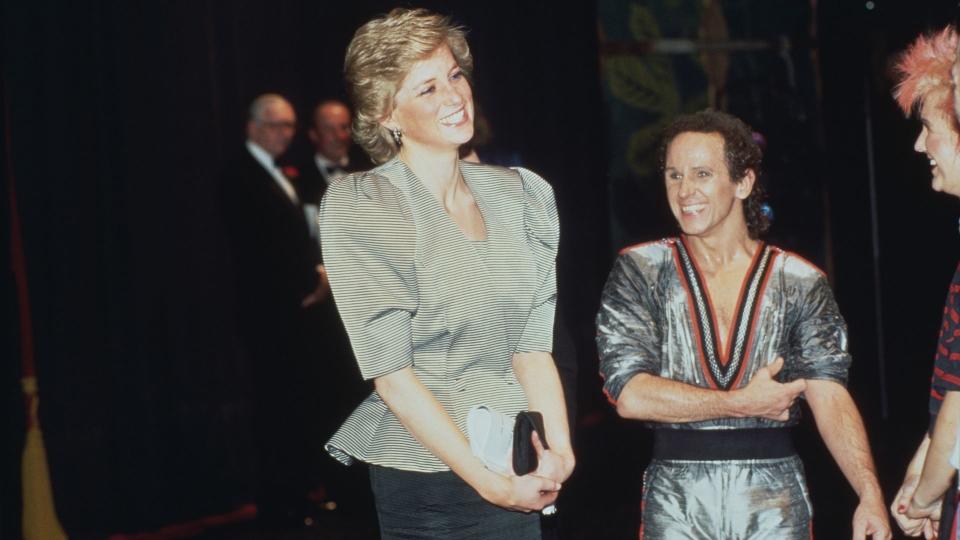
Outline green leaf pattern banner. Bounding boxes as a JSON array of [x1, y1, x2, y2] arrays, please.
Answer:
[[600, 1, 710, 247], [598, 0, 815, 251]]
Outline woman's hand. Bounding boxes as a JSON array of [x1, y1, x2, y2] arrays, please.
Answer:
[[529, 431, 574, 484], [480, 470, 561, 513], [478, 430, 570, 513], [905, 491, 942, 523], [476, 430, 572, 513], [892, 474, 929, 536], [892, 436, 936, 537]]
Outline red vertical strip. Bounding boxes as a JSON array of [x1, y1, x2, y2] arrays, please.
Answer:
[[4, 80, 36, 417], [637, 498, 644, 540]]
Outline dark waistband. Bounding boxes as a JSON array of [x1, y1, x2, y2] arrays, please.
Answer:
[[652, 428, 795, 461]]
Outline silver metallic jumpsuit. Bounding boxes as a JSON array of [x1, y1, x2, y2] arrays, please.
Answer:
[[597, 237, 850, 539]]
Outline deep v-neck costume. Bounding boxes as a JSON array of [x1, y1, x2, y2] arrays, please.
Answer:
[[598, 237, 850, 431], [598, 237, 853, 539], [673, 237, 777, 390], [319, 157, 559, 472]]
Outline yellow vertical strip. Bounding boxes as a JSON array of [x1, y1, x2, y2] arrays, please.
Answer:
[[21, 376, 67, 540]]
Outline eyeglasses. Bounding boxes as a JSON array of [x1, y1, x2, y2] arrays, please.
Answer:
[[257, 119, 296, 130]]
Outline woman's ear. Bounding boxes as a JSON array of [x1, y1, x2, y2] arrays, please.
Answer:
[[381, 107, 399, 132], [736, 169, 756, 200]]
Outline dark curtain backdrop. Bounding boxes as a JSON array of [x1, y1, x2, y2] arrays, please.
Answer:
[[2, 1, 607, 535], [819, 0, 960, 508], [3, 45, 27, 540]]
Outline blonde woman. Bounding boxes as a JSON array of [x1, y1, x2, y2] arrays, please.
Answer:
[[319, 8, 574, 539]]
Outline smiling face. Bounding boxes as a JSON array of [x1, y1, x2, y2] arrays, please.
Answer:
[[385, 44, 474, 154], [914, 90, 960, 197], [664, 131, 754, 239], [310, 101, 352, 161]]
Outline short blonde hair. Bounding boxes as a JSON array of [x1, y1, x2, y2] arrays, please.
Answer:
[[345, 8, 473, 164]]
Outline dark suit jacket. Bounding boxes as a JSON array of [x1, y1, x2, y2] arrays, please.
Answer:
[[220, 146, 320, 340], [294, 146, 373, 208], [219, 146, 328, 500], [290, 146, 374, 421]]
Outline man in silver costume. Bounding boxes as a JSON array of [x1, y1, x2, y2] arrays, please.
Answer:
[[597, 110, 890, 539]]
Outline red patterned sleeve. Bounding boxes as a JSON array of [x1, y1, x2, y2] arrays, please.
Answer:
[[929, 263, 960, 424]]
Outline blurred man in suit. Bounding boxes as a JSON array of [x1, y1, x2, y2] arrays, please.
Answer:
[[220, 93, 327, 527], [297, 99, 371, 212], [294, 98, 376, 514]]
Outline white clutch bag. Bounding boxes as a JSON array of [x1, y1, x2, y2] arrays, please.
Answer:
[[465, 404, 558, 516], [466, 404, 514, 475]]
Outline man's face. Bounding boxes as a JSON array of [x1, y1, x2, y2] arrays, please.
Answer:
[[309, 103, 352, 161], [664, 131, 752, 239], [914, 91, 960, 197], [247, 100, 296, 158]]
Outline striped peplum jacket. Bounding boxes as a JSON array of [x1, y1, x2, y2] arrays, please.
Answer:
[[319, 157, 559, 472]]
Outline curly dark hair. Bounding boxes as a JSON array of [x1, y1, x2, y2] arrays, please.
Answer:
[[657, 109, 769, 238]]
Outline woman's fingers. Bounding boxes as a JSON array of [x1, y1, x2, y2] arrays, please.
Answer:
[[531, 430, 545, 455], [505, 473, 561, 512]]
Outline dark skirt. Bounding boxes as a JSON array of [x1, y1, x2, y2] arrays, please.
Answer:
[[368, 465, 540, 540]]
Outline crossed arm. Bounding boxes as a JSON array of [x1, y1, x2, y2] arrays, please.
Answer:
[[614, 371, 890, 539], [615, 357, 804, 422]]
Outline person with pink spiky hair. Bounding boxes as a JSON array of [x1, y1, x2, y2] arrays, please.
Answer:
[[890, 25, 960, 539]]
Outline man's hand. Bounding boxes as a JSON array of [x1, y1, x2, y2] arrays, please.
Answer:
[[804, 380, 888, 539], [853, 493, 892, 539], [301, 264, 330, 307], [731, 357, 806, 421]]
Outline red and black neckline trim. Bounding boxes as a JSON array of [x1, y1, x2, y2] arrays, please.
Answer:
[[672, 237, 778, 390]]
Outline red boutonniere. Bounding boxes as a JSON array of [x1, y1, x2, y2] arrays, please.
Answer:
[[281, 165, 300, 180]]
